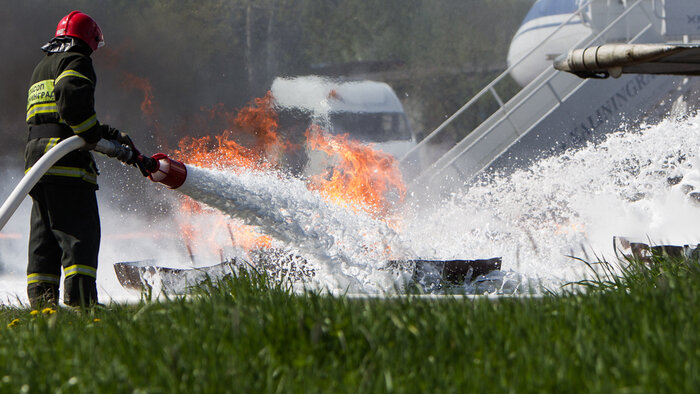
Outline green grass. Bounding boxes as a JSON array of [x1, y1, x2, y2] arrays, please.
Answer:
[[1, 253, 699, 393]]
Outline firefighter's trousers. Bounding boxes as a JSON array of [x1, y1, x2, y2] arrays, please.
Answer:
[[27, 183, 100, 308]]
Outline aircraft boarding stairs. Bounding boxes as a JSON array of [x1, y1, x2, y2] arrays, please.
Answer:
[[400, 0, 697, 200]]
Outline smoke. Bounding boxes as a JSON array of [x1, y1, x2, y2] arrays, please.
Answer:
[[0, 1, 533, 302], [1, 1, 531, 158], [0, 164, 30, 277], [0, 1, 257, 160], [272, 76, 339, 116]]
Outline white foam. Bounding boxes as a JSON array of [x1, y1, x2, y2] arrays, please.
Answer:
[[177, 166, 409, 294], [3, 112, 700, 303], [404, 112, 700, 290]]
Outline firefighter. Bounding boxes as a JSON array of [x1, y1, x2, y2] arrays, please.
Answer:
[[25, 11, 133, 308]]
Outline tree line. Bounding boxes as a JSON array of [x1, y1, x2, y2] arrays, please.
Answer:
[[0, 0, 533, 159]]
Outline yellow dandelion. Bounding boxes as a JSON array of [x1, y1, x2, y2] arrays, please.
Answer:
[[30, 310, 39, 316], [7, 318, 20, 328], [41, 307, 56, 315], [93, 318, 101, 323]]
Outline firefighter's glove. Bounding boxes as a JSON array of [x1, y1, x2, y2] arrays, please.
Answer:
[[99, 125, 135, 149], [123, 150, 138, 165], [99, 139, 132, 164], [135, 155, 157, 177], [79, 138, 99, 152], [114, 142, 135, 164], [115, 131, 135, 149]]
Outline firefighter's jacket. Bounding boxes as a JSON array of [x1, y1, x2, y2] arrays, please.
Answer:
[[25, 41, 103, 189]]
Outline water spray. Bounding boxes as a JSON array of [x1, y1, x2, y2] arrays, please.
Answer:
[[0, 136, 187, 231], [0, 135, 502, 295]]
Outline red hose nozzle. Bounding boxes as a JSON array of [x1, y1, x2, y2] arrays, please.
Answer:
[[148, 153, 187, 189]]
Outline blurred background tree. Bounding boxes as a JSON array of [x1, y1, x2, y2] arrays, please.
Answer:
[[0, 0, 533, 161]]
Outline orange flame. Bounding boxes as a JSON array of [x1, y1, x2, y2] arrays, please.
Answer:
[[233, 91, 285, 159], [175, 92, 285, 171], [227, 222, 273, 250], [170, 91, 406, 257], [175, 196, 273, 255], [174, 131, 272, 173], [305, 125, 406, 217], [121, 72, 168, 148], [122, 72, 155, 117], [170, 94, 286, 254], [0, 233, 21, 240]]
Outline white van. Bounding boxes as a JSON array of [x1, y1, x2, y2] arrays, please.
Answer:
[[271, 76, 415, 175]]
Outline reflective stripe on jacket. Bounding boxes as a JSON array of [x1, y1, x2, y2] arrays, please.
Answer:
[[25, 44, 101, 189]]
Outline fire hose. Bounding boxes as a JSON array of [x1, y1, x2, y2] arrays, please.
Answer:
[[0, 135, 188, 232]]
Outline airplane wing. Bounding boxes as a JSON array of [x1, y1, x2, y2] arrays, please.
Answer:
[[553, 43, 700, 78]]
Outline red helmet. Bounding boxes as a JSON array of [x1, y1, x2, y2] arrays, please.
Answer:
[[55, 11, 104, 51]]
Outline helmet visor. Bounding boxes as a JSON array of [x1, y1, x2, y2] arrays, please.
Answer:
[[96, 31, 105, 48]]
